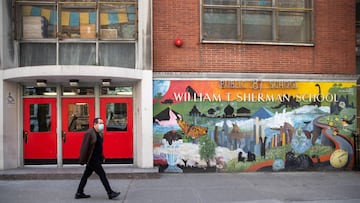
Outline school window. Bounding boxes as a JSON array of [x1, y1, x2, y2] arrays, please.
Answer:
[[201, 0, 313, 44], [14, 0, 137, 67]]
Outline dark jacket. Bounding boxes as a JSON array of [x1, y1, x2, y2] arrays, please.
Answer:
[[79, 127, 104, 165]]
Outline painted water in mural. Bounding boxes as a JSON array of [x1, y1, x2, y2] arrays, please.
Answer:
[[153, 80, 356, 172]]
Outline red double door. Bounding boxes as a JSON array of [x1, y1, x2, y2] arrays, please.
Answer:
[[23, 98, 133, 164]]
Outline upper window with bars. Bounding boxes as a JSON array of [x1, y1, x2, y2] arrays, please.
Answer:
[[201, 0, 313, 45], [14, 0, 137, 67], [14, 0, 137, 41]]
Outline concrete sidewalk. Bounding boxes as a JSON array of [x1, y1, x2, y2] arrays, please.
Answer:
[[1, 171, 360, 203], [0, 165, 160, 180]]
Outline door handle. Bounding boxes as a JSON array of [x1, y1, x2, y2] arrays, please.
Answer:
[[23, 130, 28, 144], [62, 131, 66, 143]]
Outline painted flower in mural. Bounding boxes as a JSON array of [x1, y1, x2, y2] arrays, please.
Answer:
[[272, 159, 285, 171], [291, 128, 312, 154]]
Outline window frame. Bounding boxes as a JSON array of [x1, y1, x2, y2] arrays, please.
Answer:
[[15, 0, 138, 41], [14, 0, 138, 67], [200, 0, 314, 46]]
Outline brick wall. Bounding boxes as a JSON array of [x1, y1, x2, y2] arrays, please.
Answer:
[[153, 0, 355, 74]]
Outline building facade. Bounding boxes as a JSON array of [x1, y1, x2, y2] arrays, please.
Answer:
[[0, 0, 153, 170], [0, 0, 358, 172], [152, 0, 359, 172]]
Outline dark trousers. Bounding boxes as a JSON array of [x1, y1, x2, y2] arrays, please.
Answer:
[[77, 159, 112, 194]]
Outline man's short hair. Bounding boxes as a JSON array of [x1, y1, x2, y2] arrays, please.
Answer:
[[94, 118, 101, 124]]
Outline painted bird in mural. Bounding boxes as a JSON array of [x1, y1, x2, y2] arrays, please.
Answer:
[[185, 86, 202, 100], [308, 84, 322, 107], [177, 119, 208, 139], [342, 115, 356, 126]]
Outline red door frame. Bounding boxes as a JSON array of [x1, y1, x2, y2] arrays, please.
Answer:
[[61, 98, 95, 164], [100, 97, 133, 163], [23, 98, 57, 164]]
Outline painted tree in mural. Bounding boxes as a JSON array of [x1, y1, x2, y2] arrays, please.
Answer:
[[154, 92, 163, 103], [199, 135, 216, 167]]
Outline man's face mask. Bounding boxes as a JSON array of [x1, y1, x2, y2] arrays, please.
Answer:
[[98, 123, 104, 131]]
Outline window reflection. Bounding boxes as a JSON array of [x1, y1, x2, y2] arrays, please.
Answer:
[[99, 2, 136, 40], [67, 103, 90, 132], [202, 0, 313, 43], [24, 87, 57, 96], [63, 87, 94, 96], [101, 86, 132, 95], [59, 1, 97, 39], [20, 43, 57, 66], [106, 103, 127, 131], [18, 3, 57, 39], [59, 43, 96, 65], [30, 104, 51, 132], [15, 0, 138, 67]]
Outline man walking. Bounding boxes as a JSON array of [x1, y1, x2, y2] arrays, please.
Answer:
[[75, 118, 120, 200]]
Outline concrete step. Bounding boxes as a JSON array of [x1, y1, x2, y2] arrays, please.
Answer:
[[0, 165, 160, 180]]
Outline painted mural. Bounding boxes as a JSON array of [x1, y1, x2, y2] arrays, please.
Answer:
[[153, 80, 357, 172]]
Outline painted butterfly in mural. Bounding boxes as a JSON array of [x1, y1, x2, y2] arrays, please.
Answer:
[[177, 119, 208, 139]]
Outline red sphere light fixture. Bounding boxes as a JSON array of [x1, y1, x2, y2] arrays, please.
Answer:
[[174, 38, 183, 47]]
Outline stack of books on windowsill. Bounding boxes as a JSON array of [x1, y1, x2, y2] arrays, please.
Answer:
[[23, 16, 48, 39]]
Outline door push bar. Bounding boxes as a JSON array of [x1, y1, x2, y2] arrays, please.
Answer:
[[23, 130, 28, 144], [62, 131, 66, 143]]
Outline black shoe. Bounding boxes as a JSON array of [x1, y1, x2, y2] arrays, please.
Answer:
[[108, 191, 120, 199], [75, 193, 91, 199]]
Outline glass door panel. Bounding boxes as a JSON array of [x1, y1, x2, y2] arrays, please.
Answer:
[[106, 103, 128, 131], [62, 98, 94, 163]]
